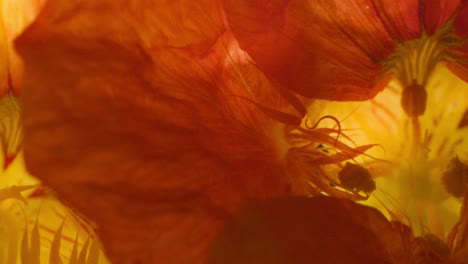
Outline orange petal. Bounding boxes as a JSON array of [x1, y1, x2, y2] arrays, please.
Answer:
[[222, 0, 396, 101], [209, 196, 416, 263], [16, 0, 288, 263]]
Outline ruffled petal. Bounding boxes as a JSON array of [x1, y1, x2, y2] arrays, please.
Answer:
[[16, 0, 288, 263], [210, 196, 423, 263], [222, 0, 395, 101]]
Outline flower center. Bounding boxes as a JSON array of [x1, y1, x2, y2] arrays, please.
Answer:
[[386, 35, 442, 118], [279, 114, 377, 200], [309, 65, 468, 239], [382, 22, 466, 158]]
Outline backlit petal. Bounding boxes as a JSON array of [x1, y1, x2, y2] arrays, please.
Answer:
[[222, 0, 395, 101], [371, 0, 420, 39], [423, 0, 462, 34], [16, 0, 289, 263], [376, 0, 461, 37]]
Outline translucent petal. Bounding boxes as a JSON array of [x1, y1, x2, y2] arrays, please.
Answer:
[[16, 1, 289, 263], [222, 0, 394, 101]]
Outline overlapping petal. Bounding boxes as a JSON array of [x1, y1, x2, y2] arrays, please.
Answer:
[[222, 0, 468, 102], [14, 0, 468, 263], [222, 0, 397, 101], [16, 0, 290, 263]]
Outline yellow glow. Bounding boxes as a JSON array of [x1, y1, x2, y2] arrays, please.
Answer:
[[311, 64, 468, 239], [0, 154, 110, 263]]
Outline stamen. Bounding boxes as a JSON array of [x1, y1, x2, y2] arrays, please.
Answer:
[[305, 115, 342, 147], [0, 95, 22, 169]]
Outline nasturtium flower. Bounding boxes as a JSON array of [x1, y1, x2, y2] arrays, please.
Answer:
[[14, 0, 397, 263], [11, 0, 468, 264]]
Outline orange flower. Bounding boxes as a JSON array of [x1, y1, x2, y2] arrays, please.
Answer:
[[14, 0, 468, 263], [14, 0, 393, 262]]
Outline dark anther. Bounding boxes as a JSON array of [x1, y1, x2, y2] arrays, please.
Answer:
[[401, 82, 427, 117]]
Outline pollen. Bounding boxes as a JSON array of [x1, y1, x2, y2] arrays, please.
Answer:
[[441, 157, 468, 198], [338, 162, 376, 196]]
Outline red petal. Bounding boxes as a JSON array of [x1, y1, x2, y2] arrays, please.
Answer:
[[454, 1, 468, 36], [223, 0, 395, 101], [16, 0, 289, 263], [209, 196, 415, 263], [445, 43, 468, 82], [374, 0, 461, 37], [372, 0, 421, 39], [423, 0, 462, 34]]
